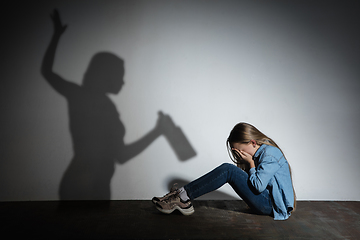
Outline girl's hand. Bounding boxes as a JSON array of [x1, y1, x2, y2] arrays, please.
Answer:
[[50, 9, 67, 35], [232, 148, 255, 168]]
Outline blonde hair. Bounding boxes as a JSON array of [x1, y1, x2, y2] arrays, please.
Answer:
[[226, 122, 296, 210]]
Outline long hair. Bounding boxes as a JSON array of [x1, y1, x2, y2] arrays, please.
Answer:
[[226, 122, 296, 210]]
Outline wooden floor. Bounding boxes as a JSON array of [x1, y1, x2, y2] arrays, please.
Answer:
[[1, 200, 359, 239]]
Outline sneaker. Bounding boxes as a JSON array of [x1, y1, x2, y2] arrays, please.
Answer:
[[152, 184, 178, 204], [155, 191, 194, 216]]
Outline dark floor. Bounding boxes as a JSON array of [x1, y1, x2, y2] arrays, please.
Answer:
[[1, 200, 359, 239]]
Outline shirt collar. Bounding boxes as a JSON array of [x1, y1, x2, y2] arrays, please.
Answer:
[[254, 144, 267, 158]]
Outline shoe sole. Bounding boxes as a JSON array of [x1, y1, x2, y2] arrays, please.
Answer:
[[156, 205, 195, 216]]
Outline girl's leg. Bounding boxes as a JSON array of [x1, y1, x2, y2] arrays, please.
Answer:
[[183, 163, 273, 215]]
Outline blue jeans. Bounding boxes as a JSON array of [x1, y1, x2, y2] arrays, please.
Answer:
[[183, 163, 273, 215]]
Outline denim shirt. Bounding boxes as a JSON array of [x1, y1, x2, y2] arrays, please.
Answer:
[[248, 144, 294, 220]]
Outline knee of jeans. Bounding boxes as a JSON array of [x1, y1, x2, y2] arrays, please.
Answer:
[[219, 163, 238, 177], [219, 163, 233, 169]]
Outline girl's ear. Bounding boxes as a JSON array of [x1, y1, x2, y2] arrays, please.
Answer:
[[250, 139, 257, 147]]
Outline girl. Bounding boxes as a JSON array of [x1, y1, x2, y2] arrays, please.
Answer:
[[153, 122, 296, 220]]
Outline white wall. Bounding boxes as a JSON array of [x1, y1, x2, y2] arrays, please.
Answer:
[[1, 0, 360, 201]]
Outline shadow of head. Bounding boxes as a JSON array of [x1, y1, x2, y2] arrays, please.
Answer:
[[82, 52, 125, 94]]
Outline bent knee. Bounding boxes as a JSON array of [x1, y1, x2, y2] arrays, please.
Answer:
[[219, 163, 237, 170]]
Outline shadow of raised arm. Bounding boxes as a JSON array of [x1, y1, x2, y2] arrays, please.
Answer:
[[41, 9, 76, 96]]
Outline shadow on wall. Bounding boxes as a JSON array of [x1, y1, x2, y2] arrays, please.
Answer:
[[41, 10, 196, 201]]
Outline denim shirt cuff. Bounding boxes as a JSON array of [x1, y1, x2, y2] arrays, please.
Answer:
[[249, 167, 256, 175]]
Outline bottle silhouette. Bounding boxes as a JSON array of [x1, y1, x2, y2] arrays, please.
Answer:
[[159, 112, 196, 161]]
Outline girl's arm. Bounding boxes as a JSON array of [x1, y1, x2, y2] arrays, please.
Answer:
[[237, 149, 281, 193], [248, 156, 281, 193]]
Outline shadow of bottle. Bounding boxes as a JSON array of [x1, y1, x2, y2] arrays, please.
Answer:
[[160, 112, 196, 161]]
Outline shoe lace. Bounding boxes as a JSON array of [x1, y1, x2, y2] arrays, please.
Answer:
[[163, 191, 179, 203], [161, 183, 178, 199]]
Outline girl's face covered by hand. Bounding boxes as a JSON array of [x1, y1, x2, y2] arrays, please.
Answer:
[[232, 140, 259, 157]]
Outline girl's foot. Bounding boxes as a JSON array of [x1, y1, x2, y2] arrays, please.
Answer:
[[152, 184, 178, 204], [155, 191, 194, 216]]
